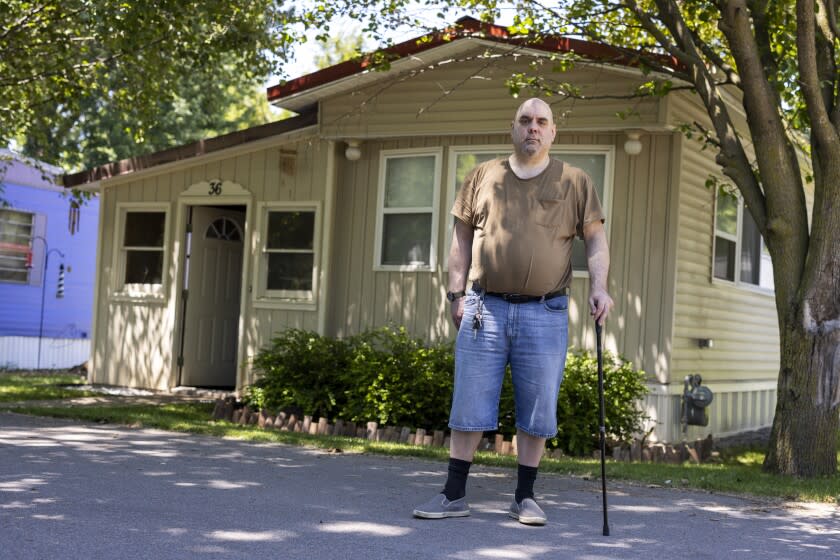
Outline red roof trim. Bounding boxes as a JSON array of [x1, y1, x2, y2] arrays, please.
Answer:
[[267, 23, 465, 101], [267, 16, 677, 103]]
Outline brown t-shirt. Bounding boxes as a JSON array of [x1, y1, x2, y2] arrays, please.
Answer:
[[451, 157, 604, 295]]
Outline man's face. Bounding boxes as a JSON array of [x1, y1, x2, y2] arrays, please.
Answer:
[[511, 100, 556, 159]]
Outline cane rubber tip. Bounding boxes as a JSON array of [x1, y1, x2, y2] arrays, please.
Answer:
[[603, 526, 610, 536]]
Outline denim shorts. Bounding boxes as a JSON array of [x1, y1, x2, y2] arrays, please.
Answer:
[[448, 288, 569, 439]]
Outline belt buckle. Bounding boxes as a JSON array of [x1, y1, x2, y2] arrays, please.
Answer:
[[506, 293, 529, 303]]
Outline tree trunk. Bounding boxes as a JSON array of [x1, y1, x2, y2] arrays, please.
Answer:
[[764, 128, 840, 476], [764, 319, 840, 476]]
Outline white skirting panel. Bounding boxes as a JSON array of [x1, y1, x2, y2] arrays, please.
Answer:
[[642, 387, 777, 443], [0, 336, 91, 370]]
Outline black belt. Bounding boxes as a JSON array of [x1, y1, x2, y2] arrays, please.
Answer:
[[483, 287, 568, 303]]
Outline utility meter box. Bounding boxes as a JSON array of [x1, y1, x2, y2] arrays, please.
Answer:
[[682, 374, 714, 429]]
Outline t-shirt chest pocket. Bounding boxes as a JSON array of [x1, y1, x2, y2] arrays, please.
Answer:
[[534, 196, 572, 231]]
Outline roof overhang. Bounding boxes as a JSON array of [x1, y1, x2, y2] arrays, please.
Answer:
[[267, 16, 679, 111], [62, 107, 317, 189]]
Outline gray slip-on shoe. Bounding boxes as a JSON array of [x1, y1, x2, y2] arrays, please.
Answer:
[[508, 498, 547, 525], [413, 493, 470, 519]]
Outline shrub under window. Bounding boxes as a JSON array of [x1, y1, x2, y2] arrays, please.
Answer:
[[246, 327, 649, 456]]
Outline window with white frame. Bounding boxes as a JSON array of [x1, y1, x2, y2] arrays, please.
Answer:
[[376, 150, 441, 269], [0, 209, 35, 283], [446, 146, 612, 271], [119, 209, 167, 291], [713, 191, 774, 290], [262, 207, 317, 299]]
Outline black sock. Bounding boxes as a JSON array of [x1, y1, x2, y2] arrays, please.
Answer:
[[515, 464, 539, 503], [442, 458, 472, 501]]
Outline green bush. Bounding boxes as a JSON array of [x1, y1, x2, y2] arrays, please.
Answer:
[[340, 326, 454, 429], [248, 326, 453, 428], [553, 349, 650, 456], [246, 328, 649, 457], [249, 329, 352, 419], [492, 350, 649, 456]]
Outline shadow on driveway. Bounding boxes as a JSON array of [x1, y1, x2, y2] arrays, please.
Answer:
[[1, 412, 837, 559]]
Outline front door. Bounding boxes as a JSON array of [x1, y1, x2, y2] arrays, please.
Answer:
[[180, 206, 245, 388]]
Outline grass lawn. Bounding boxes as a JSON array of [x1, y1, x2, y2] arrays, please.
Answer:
[[3, 372, 839, 504], [0, 373, 96, 402]]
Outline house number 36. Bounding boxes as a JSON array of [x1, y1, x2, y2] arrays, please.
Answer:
[[208, 180, 223, 196]]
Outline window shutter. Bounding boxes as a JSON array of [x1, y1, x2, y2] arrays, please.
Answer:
[[28, 214, 47, 287]]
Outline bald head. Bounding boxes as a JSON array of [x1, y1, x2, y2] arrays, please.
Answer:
[[514, 98, 554, 123], [510, 98, 556, 161]]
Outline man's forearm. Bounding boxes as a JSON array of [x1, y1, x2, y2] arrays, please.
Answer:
[[449, 220, 474, 291], [584, 225, 610, 291]]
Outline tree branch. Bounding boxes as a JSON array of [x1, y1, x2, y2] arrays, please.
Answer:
[[0, 55, 113, 88], [323, 49, 534, 126], [721, 1, 814, 222], [522, 74, 723, 101], [0, 2, 94, 42], [0, 3, 50, 41], [815, 0, 840, 130], [639, 0, 767, 232], [711, 0, 811, 314], [797, 0, 840, 153], [622, 0, 704, 67], [746, 0, 782, 101], [420, 48, 520, 116], [822, 0, 840, 41], [688, 27, 742, 89], [526, 0, 693, 82]]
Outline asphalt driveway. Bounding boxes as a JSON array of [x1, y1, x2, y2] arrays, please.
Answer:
[[1, 411, 837, 559]]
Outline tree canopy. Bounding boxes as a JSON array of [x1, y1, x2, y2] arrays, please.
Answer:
[[313, 29, 367, 69], [21, 58, 278, 171], [1, 0, 298, 169]]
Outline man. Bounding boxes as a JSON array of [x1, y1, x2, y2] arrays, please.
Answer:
[[413, 98, 614, 525]]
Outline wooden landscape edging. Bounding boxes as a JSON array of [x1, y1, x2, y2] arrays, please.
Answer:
[[211, 398, 718, 464]]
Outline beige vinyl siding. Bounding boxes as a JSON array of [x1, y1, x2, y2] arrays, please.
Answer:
[[606, 132, 680, 383], [661, 89, 814, 442], [645, 385, 777, 442], [240, 140, 329, 387], [325, 131, 678, 384], [321, 53, 664, 139], [327, 135, 451, 342], [669, 92, 780, 386], [92, 136, 327, 390], [92, 179, 174, 389], [645, 91, 780, 441]]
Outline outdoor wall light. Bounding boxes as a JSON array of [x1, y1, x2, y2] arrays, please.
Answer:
[[345, 140, 362, 161], [697, 338, 714, 349], [623, 131, 643, 156]]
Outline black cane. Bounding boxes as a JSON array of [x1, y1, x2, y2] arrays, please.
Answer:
[[595, 320, 610, 536]]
